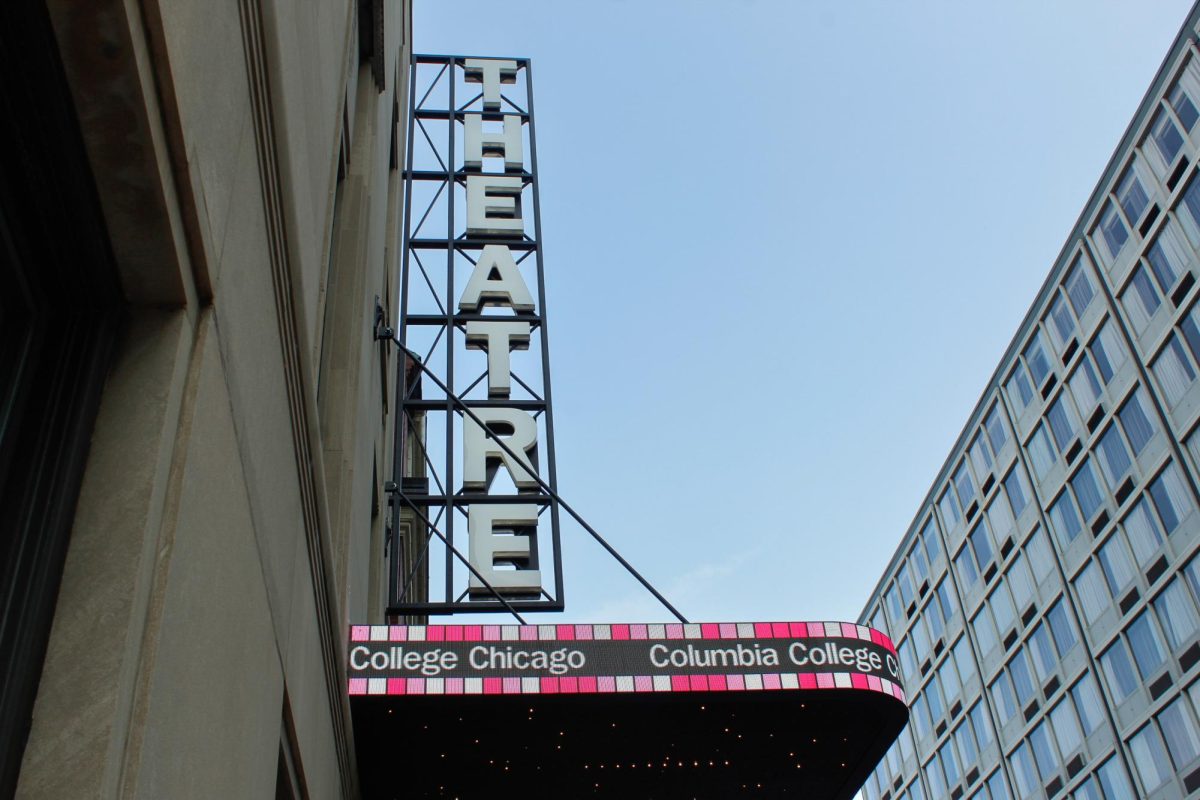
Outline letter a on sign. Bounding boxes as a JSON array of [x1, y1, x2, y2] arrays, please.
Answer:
[[459, 244, 535, 312]]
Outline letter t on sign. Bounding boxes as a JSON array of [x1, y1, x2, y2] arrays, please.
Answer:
[[465, 320, 531, 397], [463, 58, 518, 111]]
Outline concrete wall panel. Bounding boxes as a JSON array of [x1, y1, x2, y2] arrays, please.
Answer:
[[130, 313, 283, 799]]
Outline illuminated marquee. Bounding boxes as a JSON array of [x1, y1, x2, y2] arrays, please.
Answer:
[[392, 55, 562, 614], [348, 621, 905, 698], [350, 622, 910, 799]]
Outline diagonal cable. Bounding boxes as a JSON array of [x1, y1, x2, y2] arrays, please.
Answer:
[[393, 492, 527, 623], [403, 408, 447, 498], [395, 338, 689, 624]]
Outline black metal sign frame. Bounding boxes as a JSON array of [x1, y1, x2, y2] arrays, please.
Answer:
[[389, 54, 564, 616]]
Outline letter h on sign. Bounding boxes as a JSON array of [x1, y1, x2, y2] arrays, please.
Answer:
[[390, 55, 563, 616]]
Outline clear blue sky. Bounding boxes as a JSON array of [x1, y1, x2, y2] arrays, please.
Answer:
[[413, 1, 1197, 625]]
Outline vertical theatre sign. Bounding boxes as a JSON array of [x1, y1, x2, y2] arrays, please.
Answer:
[[391, 56, 563, 614]]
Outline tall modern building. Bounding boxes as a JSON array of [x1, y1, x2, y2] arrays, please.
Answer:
[[861, 5, 1200, 800]]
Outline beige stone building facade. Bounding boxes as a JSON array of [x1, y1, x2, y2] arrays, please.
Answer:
[[1, 0, 411, 797]]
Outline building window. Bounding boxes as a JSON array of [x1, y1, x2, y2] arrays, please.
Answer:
[[899, 638, 918, 685], [1146, 74, 1199, 176], [1046, 600, 1078, 655], [1010, 741, 1038, 797], [1146, 219, 1188, 290], [985, 768, 1009, 800], [926, 752, 947, 797], [1098, 532, 1137, 598], [968, 521, 995, 572], [1046, 396, 1078, 452], [1148, 461, 1195, 532], [1127, 221, 1193, 333], [984, 403, 1008, 454], [989, 583, 1017, 643], [940, 487, 962, 529], [991, 671, 1019, 725], [1067, 456, 1104, 523], [1071, 674, 1105, 738], [952, 635, 975, 684], [1117, 389, 1157, 455], [968, 433, 993, 484], [1092, 320, 1128, 382], [909, 540, 930, 586], [1154, 577, 1200, 652], [968, 700, 993, 749], [1046, 293, 1077, 354], [1098, 200, 1131, 262], [1095, 424, 1132, 486], [1101, 638, 1141, 701], [974, 606, 998, 654], [1122, 497, 1164, 567], [1028, 622, 1058, 681], [957, 546, 980, 590], [1028, 424, 1058, 482], [1127, 611, 1168, 680], [1186, 555, 1200, 613], [1065, 256, 1097, 316], [911, 689, 931, 740], [1007, 368, 1035, 415], [1025, 331, 1053, 387], [1067, 356, 1103, 415], [1116, 166, 1151, 229], [1026, 527, 1056, 586], [1008, 650, 1037, 709], [1182, 303, 1200, 360], [1029, 719, 1060, 781], [953, 719, 977, 768], [922, 516, 942, 565], [925, 674, 945, 721], [1181, 174, 1200, 244], [1007, 553, 1035, 613], [1153, 332, 1196, 404], [1130, 720, 1177, 794], [1123, 264, 1163, 333], [936, 579, 957, 625], [939, 657, 961, 708], [1095, 756, 1137, 800], [1049, 492, 1083, 546], [1150, 105, 1186, 168], [954, 461, 976, 510], [1159, 695, 1200, 776], [897, 563, 915, 608], [1003, 467, 1030, 518], [1075, 561, 1110, 625], [925, 594, 946, 641], [886, 584, 904, 628]]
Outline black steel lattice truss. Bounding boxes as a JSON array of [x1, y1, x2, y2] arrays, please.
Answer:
[[388, 54, 562, 617]]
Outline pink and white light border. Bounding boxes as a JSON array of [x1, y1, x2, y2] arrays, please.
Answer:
[[347, 621, 904, 703]]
